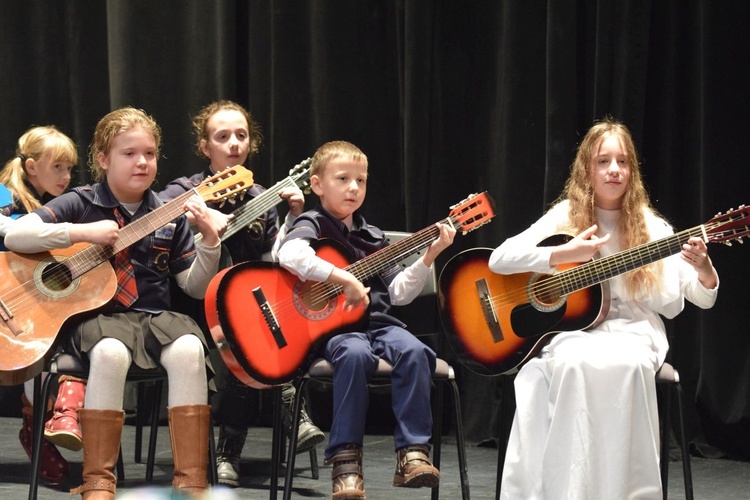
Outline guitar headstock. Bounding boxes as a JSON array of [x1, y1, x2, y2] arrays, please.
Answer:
[[706, 205, 750, 246], [197, 165, 255, 205], [289, 157, 312, 194], [448, 192, 496, 235]]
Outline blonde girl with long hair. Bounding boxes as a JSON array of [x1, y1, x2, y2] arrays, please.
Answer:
[[490, 116, 719, 499]]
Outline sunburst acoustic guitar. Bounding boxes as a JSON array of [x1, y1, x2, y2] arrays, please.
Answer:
[[438, 206, 750, 376]]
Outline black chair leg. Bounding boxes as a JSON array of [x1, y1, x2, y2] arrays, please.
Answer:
[[145, 380, 163, 482], [674, 384, 694, 500], [28, 373, 54, 500], [282, 380, 307, 500], [431, 379, 445, 500], [270, 386, 284, 500], [208, 418, 218, 485], [660, 383, 671, 500], [447, 379, 471, 500]]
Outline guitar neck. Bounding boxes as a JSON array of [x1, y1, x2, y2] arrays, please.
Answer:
[[195, 176, 301, 245], [344, 217, 452, 283], [65, 190, 194, 279], [557, 225, 706, 294]]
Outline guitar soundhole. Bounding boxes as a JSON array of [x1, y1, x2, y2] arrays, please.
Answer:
[[528, 273, 566, 312], [41, 262, 73, 292], [33, 257, 79, 299], [292, 281, 337, 320]]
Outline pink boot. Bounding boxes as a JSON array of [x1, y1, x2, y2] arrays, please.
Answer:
[[44, 375, 86, 451], [18, 394, 70, 483]]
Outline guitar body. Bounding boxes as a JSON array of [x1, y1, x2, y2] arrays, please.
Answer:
[[205, 239, 367, 387], [0, 244, 117, 385], [439, 238, 608, 376]]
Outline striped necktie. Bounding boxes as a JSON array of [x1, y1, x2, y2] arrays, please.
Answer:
[[112, 208, 138, 307]]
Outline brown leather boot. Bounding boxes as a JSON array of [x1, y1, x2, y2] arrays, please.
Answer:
[[18, 394, 70, 483], [393, 444, 440, 488], [325, 444, 365, 499], [70, 408, 124, 499], [168, 404, 210, 497], [44, 375, 86, 451]]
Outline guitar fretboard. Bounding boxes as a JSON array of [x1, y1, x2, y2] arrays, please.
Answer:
[[195, 175, 302, 244], [555, 225, 705, 295], [64, 190, 195, 280]]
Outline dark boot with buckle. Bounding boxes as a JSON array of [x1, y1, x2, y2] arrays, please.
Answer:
[[18, 394, 70, 483], [70, 408, 124, 499], [216, 424, 246, 487], [393, 444, 440, 488], [326, 444, 365, 499], [44, 375, 86, 451], [281, 383, 325, 454]]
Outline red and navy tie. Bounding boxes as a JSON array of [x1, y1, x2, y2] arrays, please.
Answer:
[[112, 208, 138, 307]]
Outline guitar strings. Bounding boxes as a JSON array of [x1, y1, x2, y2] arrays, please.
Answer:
[[255, 195, 491, 320], [483, 222, 721, 317], [252, 221, 449, 321], [0, 173, 249, 317]]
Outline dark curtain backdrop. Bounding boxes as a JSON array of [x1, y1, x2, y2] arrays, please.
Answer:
[[1, 0, 749, 461]]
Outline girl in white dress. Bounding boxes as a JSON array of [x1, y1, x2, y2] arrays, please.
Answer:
[[492, 117, 719, 500]]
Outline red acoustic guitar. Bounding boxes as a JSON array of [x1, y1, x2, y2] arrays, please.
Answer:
[[438, 206, 750, 376], [205, 192, 496, 388], [0, 166, 254, 386]]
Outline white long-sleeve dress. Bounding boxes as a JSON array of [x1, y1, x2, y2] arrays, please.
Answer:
[[491, 201, 718, 500]]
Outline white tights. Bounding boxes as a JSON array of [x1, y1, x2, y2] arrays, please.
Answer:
[[85, 335, 208, 410]]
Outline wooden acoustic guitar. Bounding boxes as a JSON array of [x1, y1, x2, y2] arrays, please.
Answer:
[[438, 206, 750, 376], [0, 166, 254, 386], [205, 192, 496, 388]]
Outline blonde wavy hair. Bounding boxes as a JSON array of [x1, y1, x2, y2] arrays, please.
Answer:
[[558, 116, 660, 297], [88, 107, 161, 182], [0, 125, 78, 213]]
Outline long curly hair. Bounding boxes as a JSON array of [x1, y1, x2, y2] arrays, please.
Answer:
[[558, 116, 660, 297]]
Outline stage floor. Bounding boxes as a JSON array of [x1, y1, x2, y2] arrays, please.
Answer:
[[1, 416, 748, 499]]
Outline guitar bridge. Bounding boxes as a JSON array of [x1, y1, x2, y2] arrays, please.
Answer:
[[0, 298, 22, 336], [475, 278, 503, 343], [252, 287, 287, 349]]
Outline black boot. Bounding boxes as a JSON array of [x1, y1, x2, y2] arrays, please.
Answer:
[[216, 424, 246, 487], [281, 383, 325, 454]]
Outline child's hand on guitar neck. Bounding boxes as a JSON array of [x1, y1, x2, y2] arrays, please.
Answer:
[[70, 220, 120, 246], [549, 224, 611, 266], [423, 223, 457, 267], [184, 195, 222, 247], [682, 236, 718, 289]]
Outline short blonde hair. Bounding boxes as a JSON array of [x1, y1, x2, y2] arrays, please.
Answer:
[[311, 141, 368, 177], [88, 107, 161, 182]]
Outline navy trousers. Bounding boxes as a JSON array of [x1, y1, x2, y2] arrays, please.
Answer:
[[322, 323, 436, 460]]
